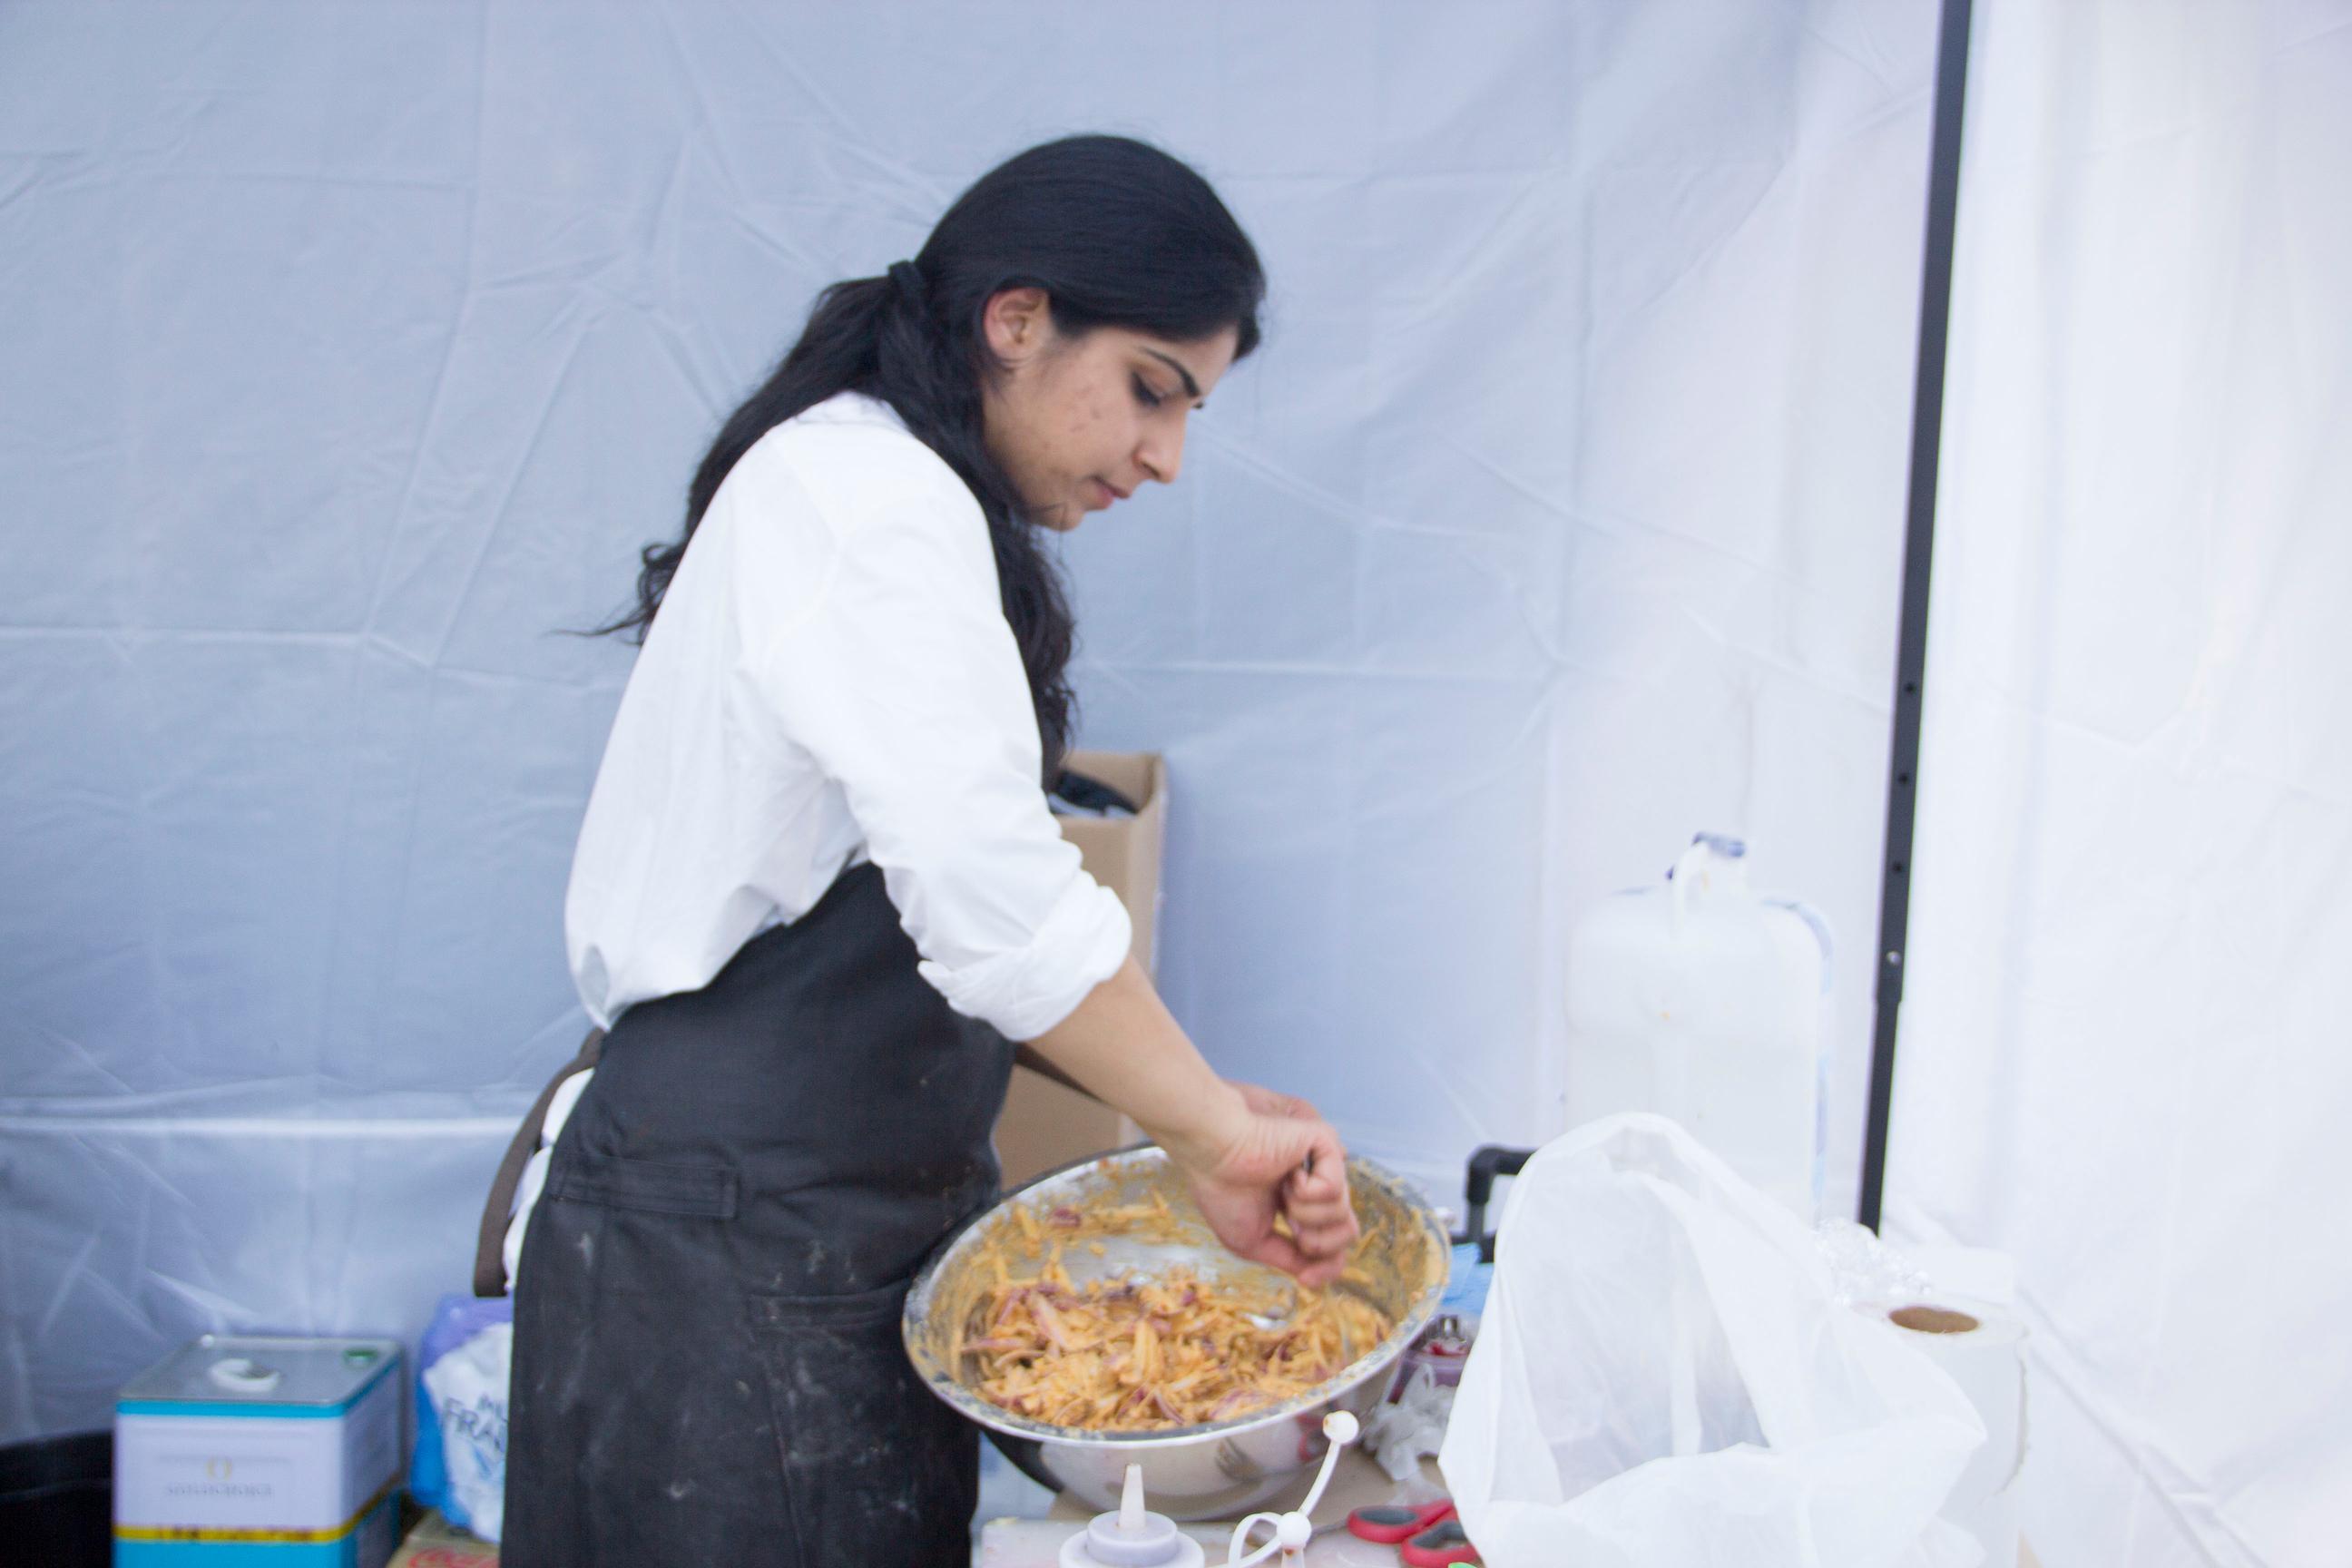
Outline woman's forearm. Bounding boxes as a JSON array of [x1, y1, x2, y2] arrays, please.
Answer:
[[1029, 956, 1360, 1284], [1024, 955, 1250, 1172]]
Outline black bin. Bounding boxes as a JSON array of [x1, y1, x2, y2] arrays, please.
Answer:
[[0, 1430, 111, 1568]]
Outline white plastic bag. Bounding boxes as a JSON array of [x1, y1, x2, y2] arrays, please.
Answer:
[[411, 1294, 513, 1542], [1439, 1114, 1986, 1567]]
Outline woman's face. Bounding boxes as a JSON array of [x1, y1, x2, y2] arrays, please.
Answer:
[[978, 287, 1240, 532]]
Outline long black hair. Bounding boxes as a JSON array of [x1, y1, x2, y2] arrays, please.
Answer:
[[596, 134, 1266, 773]]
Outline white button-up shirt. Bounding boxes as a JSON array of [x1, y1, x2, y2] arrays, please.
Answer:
[[563, 391, 1132, 1042]]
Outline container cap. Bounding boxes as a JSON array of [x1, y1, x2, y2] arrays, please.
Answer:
[[120, 1335, 401, 1410], [1076, 1465, 1187, 1565], [1083, 1507, 1183, 1565]]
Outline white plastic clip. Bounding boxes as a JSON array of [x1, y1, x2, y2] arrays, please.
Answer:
[[1226, 1410, 1361, 1566]]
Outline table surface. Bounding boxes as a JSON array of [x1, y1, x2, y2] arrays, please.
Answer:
[[983, 1518, 1439, 1566], [977, 1446, 1436, 1565], [986, 1525, 2042, 1568], [1040, 1446, 1443, 1530], [986, 1449, 2042, 1567]]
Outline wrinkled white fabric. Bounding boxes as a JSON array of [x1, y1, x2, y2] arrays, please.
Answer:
[[1886, 5, 2352, 1565], [564, 392, 1131, 1041], [0, 0, 1951, 1454]]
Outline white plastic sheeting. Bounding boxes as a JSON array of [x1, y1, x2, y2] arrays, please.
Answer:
[[0, 0, 1954, 1460], [1888, 4, 2352, 1565]]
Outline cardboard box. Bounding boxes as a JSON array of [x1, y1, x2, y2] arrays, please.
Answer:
[[387, 1510, 497, 1568], [992, 750, 1164, 1189]]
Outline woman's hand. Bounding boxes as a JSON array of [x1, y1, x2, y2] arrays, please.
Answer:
[[1021, 958, 1360, 1284], [1179, 1081, 1360, 1288]]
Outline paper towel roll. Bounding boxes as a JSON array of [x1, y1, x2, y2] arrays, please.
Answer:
[[1886, 1299, 2027, 1568]]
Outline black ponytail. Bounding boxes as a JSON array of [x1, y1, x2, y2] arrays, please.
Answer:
[[594, 134, 1267, 775]]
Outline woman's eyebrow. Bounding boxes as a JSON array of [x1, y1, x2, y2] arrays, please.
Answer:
[[1141, 348, 1203, 402]]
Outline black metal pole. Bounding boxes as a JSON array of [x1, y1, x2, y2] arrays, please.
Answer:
[[1858, 0, 1976, 1234]]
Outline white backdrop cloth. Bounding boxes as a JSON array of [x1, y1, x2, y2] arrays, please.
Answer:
[[1889, 4, 2352, 1566], [0, 0, 1950, 1472]]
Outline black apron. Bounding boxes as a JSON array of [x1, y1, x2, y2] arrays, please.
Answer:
[[504, 862, 1015, 1567]]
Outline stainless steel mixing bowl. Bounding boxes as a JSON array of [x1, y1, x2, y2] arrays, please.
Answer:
[[903, 1145, 1448, 1520]]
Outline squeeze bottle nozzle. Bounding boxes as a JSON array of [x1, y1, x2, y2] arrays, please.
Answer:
[[1060, 1463, 1202, 1567]]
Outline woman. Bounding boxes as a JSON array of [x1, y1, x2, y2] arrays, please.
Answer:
[[505, 136, 1360, 1566]]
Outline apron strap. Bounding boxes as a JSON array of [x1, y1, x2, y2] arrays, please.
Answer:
[[474, 1028, 605, 1298]]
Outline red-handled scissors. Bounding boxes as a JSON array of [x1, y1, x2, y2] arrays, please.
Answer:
[[1346, 1496, 1454, 1544], [1398, 1518, 1481, 1566]]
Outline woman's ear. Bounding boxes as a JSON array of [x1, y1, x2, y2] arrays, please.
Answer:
[[982, 285, 1051, 365]]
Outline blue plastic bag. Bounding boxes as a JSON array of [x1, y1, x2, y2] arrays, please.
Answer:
[[410, 1293, 513, 1541]]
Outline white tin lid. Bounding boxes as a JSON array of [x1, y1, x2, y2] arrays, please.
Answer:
[[119, 1335, 401, 1411]]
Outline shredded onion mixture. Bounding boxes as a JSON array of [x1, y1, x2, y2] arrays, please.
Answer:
[[955, 1195, 1391, 1432]]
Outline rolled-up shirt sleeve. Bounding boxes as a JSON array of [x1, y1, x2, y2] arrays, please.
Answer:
[[740, 428, 1132, 1041]]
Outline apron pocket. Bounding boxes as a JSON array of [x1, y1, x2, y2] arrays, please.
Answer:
[[533, 1151, 740, 1318], [549, 1150, 739, 1218], [748, 1280, 977, 1565]]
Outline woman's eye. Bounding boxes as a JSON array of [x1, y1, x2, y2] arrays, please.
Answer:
[[1131, 374, 1166, 410]]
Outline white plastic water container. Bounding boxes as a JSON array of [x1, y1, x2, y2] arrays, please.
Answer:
[[114, 1334, 404, 1568], [1563, 834, 1832, 1218]]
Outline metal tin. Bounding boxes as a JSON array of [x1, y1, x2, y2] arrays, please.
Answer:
[[114, 1335, 405, 1568]]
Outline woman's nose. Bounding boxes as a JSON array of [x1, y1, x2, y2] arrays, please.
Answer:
[[1138, 419, 1186, 485]]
